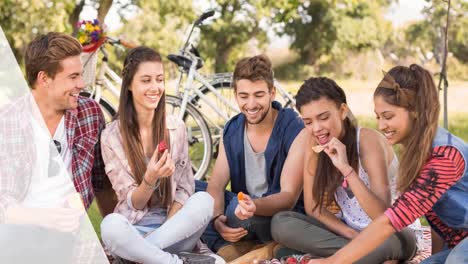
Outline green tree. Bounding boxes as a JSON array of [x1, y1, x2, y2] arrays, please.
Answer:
[[405, 0, 468, 64], [0, 0, 123, 64], [273, 0, 393, 66], [0, 0, 77, 63], [115, 0, 194, 70], [197, 0, 271, 72]]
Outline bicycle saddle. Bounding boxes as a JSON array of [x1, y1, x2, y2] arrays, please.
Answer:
[[167, 54, 203, 71]]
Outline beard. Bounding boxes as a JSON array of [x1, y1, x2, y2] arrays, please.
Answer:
[[245, 103, 271, 125]]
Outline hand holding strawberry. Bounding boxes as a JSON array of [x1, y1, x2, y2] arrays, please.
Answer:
[[143, 140, 174, 185]]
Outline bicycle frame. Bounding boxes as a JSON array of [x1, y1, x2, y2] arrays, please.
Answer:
[[176, 61, 239, 122], [86, 46, 121, 108], [274, 80, 296, 108], [169, 9, 297, 131]]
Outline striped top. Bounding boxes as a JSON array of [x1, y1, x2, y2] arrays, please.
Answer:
[[385, 146, 467, 248]]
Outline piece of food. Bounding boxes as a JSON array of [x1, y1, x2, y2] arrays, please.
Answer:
[[312, 144, 325, 153], [237, 192, 245, 201], [67, 193, 84, 210], [158, 140, 168, 154]]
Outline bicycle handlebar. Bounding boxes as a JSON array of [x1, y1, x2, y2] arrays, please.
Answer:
[[106, 36, 138, 49], [118, 39, 138, 49], [194, 9, 215, 26], [181, 9, 215, 52]]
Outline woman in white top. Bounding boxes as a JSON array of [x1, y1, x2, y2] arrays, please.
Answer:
[[271, 77, 417, 263]]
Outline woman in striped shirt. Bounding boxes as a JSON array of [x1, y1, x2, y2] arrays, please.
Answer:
[[308, 64, 468, 264]]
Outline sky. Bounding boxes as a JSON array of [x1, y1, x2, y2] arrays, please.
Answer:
[[385, 0, 430, 27]]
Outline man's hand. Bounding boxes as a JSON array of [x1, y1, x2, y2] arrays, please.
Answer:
[[39, 207, 83, 233], [214, 215, 248, 242], [234, 193, 256, 220], [6, 206, 83, 233]]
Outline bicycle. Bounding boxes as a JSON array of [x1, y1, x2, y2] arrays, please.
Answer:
[[165, 9, 297, 180], [79, 35, 216, 180], [80, 36, 137, 122], [80, 10, 296, 180]]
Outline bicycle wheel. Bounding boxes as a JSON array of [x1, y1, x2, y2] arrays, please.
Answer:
[[165, 95, 212, 180], [195, 81, 239, 126], [80, 91, 116, 123]]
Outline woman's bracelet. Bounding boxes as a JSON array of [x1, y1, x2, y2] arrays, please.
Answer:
[[342, 167, 354, 189], [142, 176, 160, 190]]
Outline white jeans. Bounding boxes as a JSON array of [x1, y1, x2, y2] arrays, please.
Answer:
[[101, 192, 214, 264]]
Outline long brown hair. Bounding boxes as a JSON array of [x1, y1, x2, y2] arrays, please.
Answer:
[[118, 46, 172, 207], [374, 64, 439, 192], [296, 77, 359, 211]]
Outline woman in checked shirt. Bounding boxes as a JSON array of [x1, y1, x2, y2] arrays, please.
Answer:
[[99, 46, 217, 264]]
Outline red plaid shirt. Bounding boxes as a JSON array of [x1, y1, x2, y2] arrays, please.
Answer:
[[0, 96, 106, 222], [66, 96, 106, 208]]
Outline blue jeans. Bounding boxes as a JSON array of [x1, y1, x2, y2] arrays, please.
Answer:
[[195, 180, 272, 252], [421, 236, 468, 264], [101, 192, 214, 264]]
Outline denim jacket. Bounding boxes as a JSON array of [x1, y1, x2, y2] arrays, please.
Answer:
[[431, 127, 468, 231]]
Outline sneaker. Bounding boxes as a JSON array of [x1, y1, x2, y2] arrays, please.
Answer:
[[273, 245, 303, 260], [178, 252, 216, 264], [280, 254, 315, 264], [194, 240, 226, 264], [111, 256, 137, 264]]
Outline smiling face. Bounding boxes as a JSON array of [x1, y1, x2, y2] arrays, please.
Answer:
[[300, 97, 348, 145], [129, 61, 165, 113], [235, 79, 275, 125], [44, 55, 85, 111], [374, 95, 412, 145]]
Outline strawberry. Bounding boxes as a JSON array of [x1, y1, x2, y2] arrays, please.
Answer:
[[158, 140, 168, 154], [285, 257, 298, 264]]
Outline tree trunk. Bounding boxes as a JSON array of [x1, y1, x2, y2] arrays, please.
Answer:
[[214, 45, 233, 73], [305, 49, 317, 65], [97, 0, 114, 25], [438, 0, 451, 129], [69, 0, 85, 36]]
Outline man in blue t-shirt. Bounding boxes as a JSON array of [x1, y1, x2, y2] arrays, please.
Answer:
[[196, 55, 306, 261]]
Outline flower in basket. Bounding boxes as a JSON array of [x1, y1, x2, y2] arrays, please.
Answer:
[[76, 19, 106, 53]]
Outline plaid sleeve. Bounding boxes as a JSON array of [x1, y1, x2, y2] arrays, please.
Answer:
[[91, 105, 108, 192], [0, 101, 33, 222]]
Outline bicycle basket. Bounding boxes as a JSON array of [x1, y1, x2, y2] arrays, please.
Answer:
[[81, 50, 98, 88]]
